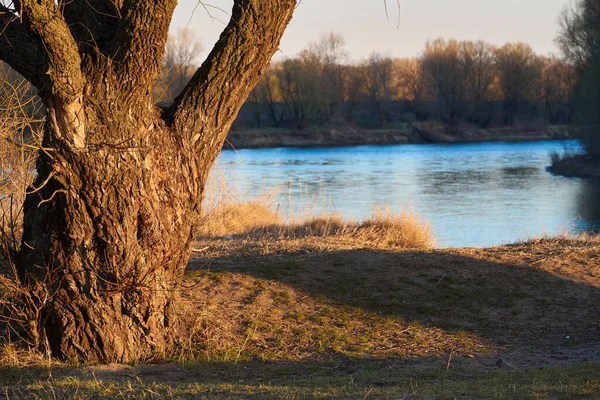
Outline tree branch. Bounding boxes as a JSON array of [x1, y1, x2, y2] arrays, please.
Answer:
[[16, 0, 86, 148], [113, 0, 177, 92], [0, 4, 47, 88], [19, 0, 84, 103], [164, 0, 296, 159]]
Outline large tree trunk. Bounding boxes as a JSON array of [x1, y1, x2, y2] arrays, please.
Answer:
[[2, 0, 296, 363], [18, 101, 202, 362]]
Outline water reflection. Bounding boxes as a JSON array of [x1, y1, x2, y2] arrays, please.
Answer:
[[213, 140, 599, 247]]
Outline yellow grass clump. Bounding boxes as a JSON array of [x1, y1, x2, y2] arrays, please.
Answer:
[[199, 198, 435, 250], [354, 207, 435, 248], [277, 208, 435, 249], [197, 201, 280, 238]]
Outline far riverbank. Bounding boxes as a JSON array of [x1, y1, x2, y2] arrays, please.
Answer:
[[224, 122, 571, 149]]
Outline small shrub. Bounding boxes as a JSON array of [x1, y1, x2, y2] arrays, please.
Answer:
[[354, 207, 434, 248]]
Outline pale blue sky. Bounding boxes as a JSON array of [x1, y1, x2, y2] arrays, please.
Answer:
[[171, 0, 570, 62]]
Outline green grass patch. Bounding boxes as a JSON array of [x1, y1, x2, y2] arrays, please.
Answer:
[[1, 361, 598, 399]]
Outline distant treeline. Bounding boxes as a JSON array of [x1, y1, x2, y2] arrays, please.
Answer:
[[233, 34, 575, 130]]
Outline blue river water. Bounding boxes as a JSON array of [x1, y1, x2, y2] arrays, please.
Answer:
[[211, 140, 600, 247]]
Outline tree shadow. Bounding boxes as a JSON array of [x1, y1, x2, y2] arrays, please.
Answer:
[[1, 244, 598, 397], [190, 244, 600, 357]]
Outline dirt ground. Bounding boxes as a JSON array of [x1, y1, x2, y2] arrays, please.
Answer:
[[2, 236, 598, 398], [185, 236, 600, 369]]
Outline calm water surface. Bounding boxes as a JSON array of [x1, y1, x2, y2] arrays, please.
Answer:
[[212, 140, 600, 247]]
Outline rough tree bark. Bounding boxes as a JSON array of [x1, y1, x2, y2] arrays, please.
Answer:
[[0, 0, 296, 363]]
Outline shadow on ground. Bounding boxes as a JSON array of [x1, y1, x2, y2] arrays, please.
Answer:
[[189, 242, 600, 367], [1, 241, 599, 398]]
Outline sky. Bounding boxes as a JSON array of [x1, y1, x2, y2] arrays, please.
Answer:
[[171, 0, 571, 63]]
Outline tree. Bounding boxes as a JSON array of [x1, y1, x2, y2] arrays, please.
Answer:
[[250, 66, 284, 128], [460, 41, 496, 125], [539, 56, 576, 124], [420, 39, 469, 126], [0, 0, 296, 363], [394, 58, 427, 121], [312, 32, 349, 119], [0, 63, 41, 256], [557, 0, 600, 156], [494, 43, 544, 124], [277, 53, 324, 129], [342, 64, 364, 122], [360, 52, 394, 126], [273, 33, 349, 127], [556, 0, 600, 72], [395, 58, 424, 103]]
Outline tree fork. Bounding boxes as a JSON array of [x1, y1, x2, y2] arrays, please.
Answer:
[[1, 0, 296, 362]]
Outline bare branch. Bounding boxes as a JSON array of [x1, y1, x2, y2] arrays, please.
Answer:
[[383, 0, 401, 28]]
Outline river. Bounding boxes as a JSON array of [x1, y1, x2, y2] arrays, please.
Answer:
[[211, 140, 600, 247]]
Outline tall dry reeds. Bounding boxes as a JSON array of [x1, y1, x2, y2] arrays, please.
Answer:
[[200, 171, 435, 249], [199, 161, 283, 238], [202, 159, 434, 249], [252, 209, 434, 249]]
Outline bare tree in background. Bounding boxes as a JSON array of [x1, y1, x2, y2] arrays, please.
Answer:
[[0, 63, 41, 259], [360, 52, 394, 126], [556, 0, 600, 72], [395, 58, 424, 103], [277, 53, 324, 129], [460, 41, 496, 125], [420, 39, 469, 126], [540, 56, 576, 124], [395, 58, 426, 120], [495, 43, 544, 124], [343, 64, 364, 122], [0, 0, 296, 363], [313, 32, 349, 119], [556, 0, 600, 156], [155, 28, 204, 104], [251, 66, 284, 128]]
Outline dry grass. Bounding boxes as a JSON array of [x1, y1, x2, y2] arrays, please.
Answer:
[[202, 158, 433, 250], [170, 267, 488, 363], [199, 200, 434, 250], [271, 208, 435, 249], [1, 360, 598, 399], [354, 207, 435, 248], [1, 233, 598, 397], [197, 202, 281, 238]]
